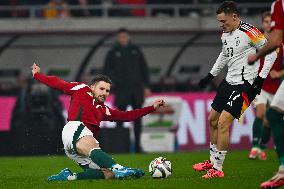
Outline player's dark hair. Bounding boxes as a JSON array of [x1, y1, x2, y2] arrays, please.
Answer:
[[91, 74, 112, 85], [117, 27, 129, 34], [261, 11, 271, 22], [216, 1, 240, 16]]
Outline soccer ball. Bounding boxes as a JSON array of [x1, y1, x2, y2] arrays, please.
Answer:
[[149, 157, 172, 178]]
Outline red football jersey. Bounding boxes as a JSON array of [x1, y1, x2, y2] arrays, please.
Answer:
[[271, 0, 284, 43], [34, 73, 155, 134], [259, 44, 283, 94]]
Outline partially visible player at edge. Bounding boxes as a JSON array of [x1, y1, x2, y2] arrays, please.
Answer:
[[31, 63, 166, 181], [248, 0, 284, 188], [248, 11, 284, 161], [193, 1, 277, 179]]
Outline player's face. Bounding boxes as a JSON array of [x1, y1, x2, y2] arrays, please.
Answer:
[[117, 32, 129, 46], [91, 81, 111, 103], [262, 16, 271, 33], [217, 12, 238, 32]]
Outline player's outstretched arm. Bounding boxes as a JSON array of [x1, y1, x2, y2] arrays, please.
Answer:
[[31, 63, 78, 94], [104, 99, 166, 122], [152, 99, 165, 110], [31, 63, 40, 76]]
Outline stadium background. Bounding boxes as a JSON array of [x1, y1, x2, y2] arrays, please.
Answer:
[[0, 2, 281, 188]]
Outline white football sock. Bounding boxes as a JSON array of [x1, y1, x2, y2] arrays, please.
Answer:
[[67, 173, 77, 180], [111, 163, 124, 171], [213, 149, 227, 171], [210, 142, 217, 164]]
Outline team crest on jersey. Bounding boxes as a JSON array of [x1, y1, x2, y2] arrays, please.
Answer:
[[235, 37, 240, 46]]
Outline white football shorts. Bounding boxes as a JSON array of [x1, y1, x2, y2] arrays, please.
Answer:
[[253, 89, 274, 107], [271, 81, 284, 112], [62, 121, 100, 169]]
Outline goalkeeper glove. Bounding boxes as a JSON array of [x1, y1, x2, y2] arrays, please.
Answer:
[[198, 73, 214, 89]]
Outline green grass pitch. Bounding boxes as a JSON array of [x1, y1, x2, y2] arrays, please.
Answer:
[[0, 150, 280, 189]]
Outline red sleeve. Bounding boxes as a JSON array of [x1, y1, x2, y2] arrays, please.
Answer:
[[103, 105, 155, 122], [271, 0, 284, 30], [34, 73, 81, 95]]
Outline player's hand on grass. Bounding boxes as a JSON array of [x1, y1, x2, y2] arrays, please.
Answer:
[[153, 99, 165, 110], [198, 73, 214, 89], [100, 168, 114, 180], [31, 63, 40, 77]]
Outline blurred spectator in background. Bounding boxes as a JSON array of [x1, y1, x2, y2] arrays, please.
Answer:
[[69, 0, 102, 17], [0, 1, 14, 18], [148, 0, 174, 17], [117, 0, 146, 16], [10, 75, 65, 155], [103, 28, 151, 153], [109, 0, 145, 17], [43, 0, 71, 19]]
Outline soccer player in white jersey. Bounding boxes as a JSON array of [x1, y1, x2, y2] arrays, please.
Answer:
[[193, 1, 277, 179]]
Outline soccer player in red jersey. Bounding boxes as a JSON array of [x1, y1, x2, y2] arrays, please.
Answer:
[[31, 63, 165, 181], [248, 0, 284, 188], [248, 11, 283, 161]]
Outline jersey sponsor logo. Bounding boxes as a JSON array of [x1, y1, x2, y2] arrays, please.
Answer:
[[70, 84, 88, 91]]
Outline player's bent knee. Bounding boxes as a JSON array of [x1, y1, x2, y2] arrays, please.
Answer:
[[208, 115, 218, 128], [76, 135, 100, 156]]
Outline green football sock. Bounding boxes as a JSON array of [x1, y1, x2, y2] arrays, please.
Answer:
[[280, 157, 284, 166], [252, 117, 263, 147], [266, 108, 284, 161], [259, 126, 271, 150], [89, 148, 116, 169], [76, 169, 105, 180]]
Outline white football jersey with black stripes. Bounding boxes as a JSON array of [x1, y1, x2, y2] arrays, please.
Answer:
[[210, 21, 276, 85]]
